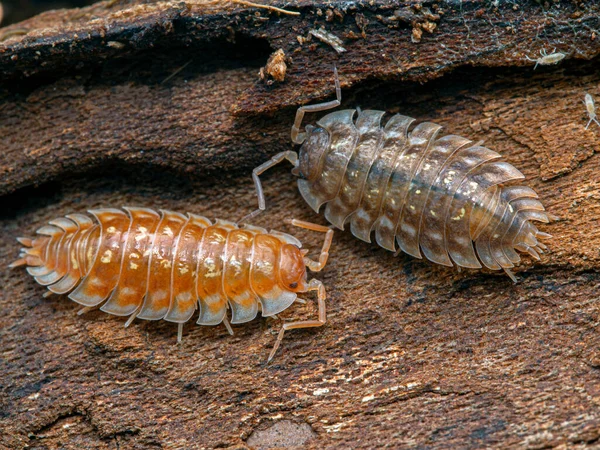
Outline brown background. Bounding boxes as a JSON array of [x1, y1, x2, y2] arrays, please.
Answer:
[[1, 1, 600, 448]]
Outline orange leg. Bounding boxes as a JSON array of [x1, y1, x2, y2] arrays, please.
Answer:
[[267, 278, 326, 363], [291, 67, 342, 144], [290, 219, 333, 272], [241, 151, 299, 223]]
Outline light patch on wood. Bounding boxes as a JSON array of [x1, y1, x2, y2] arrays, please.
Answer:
[[309, 28, 346, 53]]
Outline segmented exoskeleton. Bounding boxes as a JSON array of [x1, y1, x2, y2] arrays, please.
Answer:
[[246, 69, 551, 281], [10, 208, 333, 361]]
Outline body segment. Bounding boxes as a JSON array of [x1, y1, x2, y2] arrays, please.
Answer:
[[11, 209, 333, 361], [247, 70, 551, 281]]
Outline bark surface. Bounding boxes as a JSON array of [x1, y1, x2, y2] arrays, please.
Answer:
[[1, 1, 600, 449]]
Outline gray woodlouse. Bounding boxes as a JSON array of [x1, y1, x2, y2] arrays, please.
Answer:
[[10, 208, 333, 362], [246, 69, 552, 282]]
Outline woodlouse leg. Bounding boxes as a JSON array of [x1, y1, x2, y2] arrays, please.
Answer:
[[240, 151, 299, 223], [177, 323, 184, 344], [289, 219, 333, 272], [291, 67, 342, 144], [223, 316, 234, 335], [525, 55, 539, 70], [77, 305, 98, 315], [586, 117, 600, 129], [503, 268, 518, 284], [267, 279, 326, 363], [124, 305, 141, 328]]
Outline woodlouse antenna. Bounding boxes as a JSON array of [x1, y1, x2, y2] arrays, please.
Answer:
[[243, 67, 343, 224], [240, 150, 299, 223], [289, 219, 333, 272], [267, 278, 326, 363], [291, 66, 341, 144]]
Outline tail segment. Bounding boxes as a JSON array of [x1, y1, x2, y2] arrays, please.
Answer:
[[472, 185, 551, 282], [9, 236, 46, 268]]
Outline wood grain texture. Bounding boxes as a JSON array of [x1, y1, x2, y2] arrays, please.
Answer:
[[1, 1, 600, 449]]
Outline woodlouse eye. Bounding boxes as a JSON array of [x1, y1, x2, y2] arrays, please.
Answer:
[[289, 282, 298, 289]]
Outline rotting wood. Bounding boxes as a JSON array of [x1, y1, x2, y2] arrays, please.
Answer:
[[1, 1, 600, 449], [0, 0, 599, 196]]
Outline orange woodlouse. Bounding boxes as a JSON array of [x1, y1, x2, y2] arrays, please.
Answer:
[[246, 69, 552, 282], [10, 208, 333, 361]]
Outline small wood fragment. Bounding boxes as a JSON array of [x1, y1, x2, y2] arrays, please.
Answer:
[[259, 49, 288, 85], [309, 28, 346, 53]]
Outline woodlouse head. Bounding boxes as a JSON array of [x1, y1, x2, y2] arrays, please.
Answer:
[[297, 126, 330, 181], [278, 244, 308, 293]]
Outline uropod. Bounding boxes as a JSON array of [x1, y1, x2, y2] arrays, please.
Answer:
[[246, 69, 552, 282], [10, 208, 333, 362]]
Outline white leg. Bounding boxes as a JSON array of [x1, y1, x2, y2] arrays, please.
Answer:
[[291, 67, 342, 144], [240, 151, 299, 223], [503, 267, 518, 283], [77, 305, 97, 316]]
